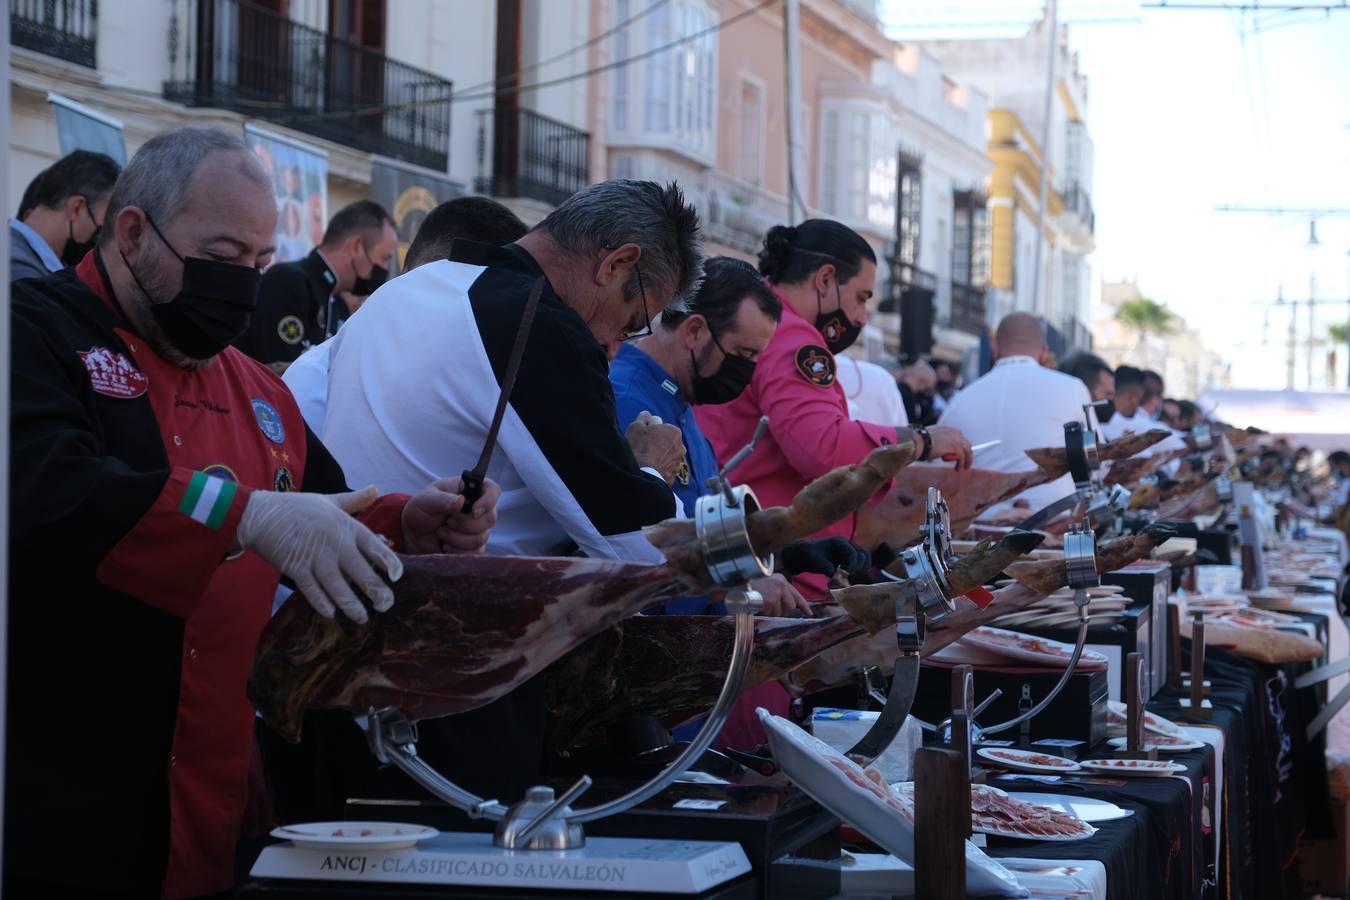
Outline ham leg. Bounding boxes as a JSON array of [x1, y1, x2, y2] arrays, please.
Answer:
[[1026, 430, 1171, 481], [852, 466, 1052, 550], [250, 444, 916, 742]]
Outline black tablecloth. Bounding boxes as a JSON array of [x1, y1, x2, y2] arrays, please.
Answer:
[[981, 747, 1209, 900], [978, 632, 1335, 900]]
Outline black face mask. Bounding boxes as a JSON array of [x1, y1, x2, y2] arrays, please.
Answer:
[[123, 215, 262, 360], [690, 326, 756, 405], [815, 281, 861, 353], [352, 244, 388, 296], [1097, 398, 1117, 424], [61, 200, 100, 267]]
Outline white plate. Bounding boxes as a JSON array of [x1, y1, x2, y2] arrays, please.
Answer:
[[272, 821, 439, 851], [977, 746, 1082, 773], [1006, 792, 1134, 824], [759, 710, 1028, 897], [1079, 759, 1186, 777], [963, 627, 1110, 670], [1106, 736, 1204, 754], [893, 784, 1096, 842]]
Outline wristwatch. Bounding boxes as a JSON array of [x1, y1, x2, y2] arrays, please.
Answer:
[[911, 425, 932, 461]]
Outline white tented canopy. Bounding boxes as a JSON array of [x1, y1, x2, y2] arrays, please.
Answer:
[[1196, 389, 1350, 451]]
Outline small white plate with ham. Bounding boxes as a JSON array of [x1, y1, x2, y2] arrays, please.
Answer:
[[893, 783, 1096, 842], [1006, 791, 1133, 824], [976, 746, 1082, 773], [962, 627, 1110, 670], [272, 821, 439, 851], [1106, 735, 1204, 753], [1079, 758, 1186, 777]]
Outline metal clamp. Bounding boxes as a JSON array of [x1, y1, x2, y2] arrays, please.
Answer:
[[1065, 421, 1100, 496], [695, 416, 774, 586], [1216, 474, 1234, 503], [894, 487, 958, 621], [1063, 523, 1100, 590]]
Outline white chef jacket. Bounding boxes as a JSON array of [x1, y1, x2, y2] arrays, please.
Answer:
[[320, 246, 675, 563], [836, 355, 909, 426], [938, 355, 1092, 512], [281, 339, 334, 434], [1100, 407, 1189, 467]]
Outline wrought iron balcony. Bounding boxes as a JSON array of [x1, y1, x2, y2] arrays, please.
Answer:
[[879, 255, 937, 313], [1062, 181, 1095, 233], [12, 0, 97, 68], [476, 107, 590, 207], [164, 0, 452, 170], [949, 280, 987, 336]]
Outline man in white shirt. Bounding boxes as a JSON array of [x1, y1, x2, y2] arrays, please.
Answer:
[[836, 355, 909, 426], [939, 312, 1092, 511], [321, 179, 696, 563]]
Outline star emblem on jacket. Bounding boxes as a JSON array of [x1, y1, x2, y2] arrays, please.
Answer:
[[795, 345, 836, 387]]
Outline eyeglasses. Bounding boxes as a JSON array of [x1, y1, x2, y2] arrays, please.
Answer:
[[621, 261, 654, 340]]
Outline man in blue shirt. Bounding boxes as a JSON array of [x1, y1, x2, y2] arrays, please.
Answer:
[[611, 256, 811, 615], [10, 150, 121, 281]]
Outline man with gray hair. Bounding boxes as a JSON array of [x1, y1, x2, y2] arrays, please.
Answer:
[[316, 180, 700, 802], [7, 125, 501, 899]]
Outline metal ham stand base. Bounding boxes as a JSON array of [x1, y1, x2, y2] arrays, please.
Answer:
[[250, 425, 781, 895]]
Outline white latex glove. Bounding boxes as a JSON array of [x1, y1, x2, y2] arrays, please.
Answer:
[[236, 486, 404, 624]]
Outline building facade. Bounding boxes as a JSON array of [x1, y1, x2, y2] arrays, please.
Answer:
[[11, 0, 1023, 369], [922, 14, 1096, 358], [8, 0, 598, 227]]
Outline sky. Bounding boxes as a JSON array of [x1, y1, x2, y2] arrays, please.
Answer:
[[880, 1, 1350, 392]]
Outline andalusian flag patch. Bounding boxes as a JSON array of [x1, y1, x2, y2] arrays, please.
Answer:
[[178, 471, 238, 529]]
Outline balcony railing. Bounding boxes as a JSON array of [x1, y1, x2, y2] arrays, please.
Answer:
[[12, 0, 97, 68], [164, 0, 452, 170], [476, 107, 590, 207], [1062, 181, 1095, 233], [879, 256, 937, 313], [949, 281, 987, 336]]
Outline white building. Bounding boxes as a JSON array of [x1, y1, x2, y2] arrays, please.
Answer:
[[921, 14, 1096, 358], [8, 0, 595, 226]]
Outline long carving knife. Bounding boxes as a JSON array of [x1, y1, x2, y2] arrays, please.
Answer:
[[460, 276, 544, 512]]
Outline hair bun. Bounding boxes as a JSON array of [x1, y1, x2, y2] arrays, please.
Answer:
[[758, 224, 798, 280]]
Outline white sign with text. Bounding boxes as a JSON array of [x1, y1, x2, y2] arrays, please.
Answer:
[[251, 832, 751, 894]]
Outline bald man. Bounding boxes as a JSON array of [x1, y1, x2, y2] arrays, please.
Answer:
[[938, 312, 1093, 512]]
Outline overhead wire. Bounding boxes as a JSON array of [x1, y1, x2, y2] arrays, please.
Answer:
[[452, 0, 671, 97]]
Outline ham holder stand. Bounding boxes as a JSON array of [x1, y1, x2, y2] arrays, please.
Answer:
[[253, 419, 781, 894]]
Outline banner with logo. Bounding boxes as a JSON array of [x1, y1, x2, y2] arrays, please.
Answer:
[[244, 124, 328, 263], [370, 156, 464, 274], [48, 93, 126, 164]]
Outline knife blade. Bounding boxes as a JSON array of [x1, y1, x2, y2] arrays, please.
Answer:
[[1015, 491, 1083, 531], [460, 276, 544, 512]]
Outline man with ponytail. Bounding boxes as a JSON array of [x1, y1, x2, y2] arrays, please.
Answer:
[[696, 219, 971, 749], [698, 219, 971, 560]]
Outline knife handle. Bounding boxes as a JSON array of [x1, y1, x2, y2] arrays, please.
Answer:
[[459, 469, 485, 515]]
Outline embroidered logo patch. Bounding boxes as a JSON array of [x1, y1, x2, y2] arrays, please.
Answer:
[[274, 465, 296, 492], [795, 345, 835, 387], [251, 398, 286, 444], [676, 456, 691, 486], [178, 471, 238, 530], [277, 315, 304, 345], [79, 346, 149, 399]]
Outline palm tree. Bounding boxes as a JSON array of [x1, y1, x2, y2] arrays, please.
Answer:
[[1330, 323, 1348, 346], [1115, 297, 1177, 350]]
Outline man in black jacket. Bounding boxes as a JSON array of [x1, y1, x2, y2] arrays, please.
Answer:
[[234, 199, 397, 370]]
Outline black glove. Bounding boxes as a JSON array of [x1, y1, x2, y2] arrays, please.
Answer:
[[780, 537, 872, 580]]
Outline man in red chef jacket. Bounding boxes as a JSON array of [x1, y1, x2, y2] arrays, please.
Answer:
[[6, 126, 500, 899]]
